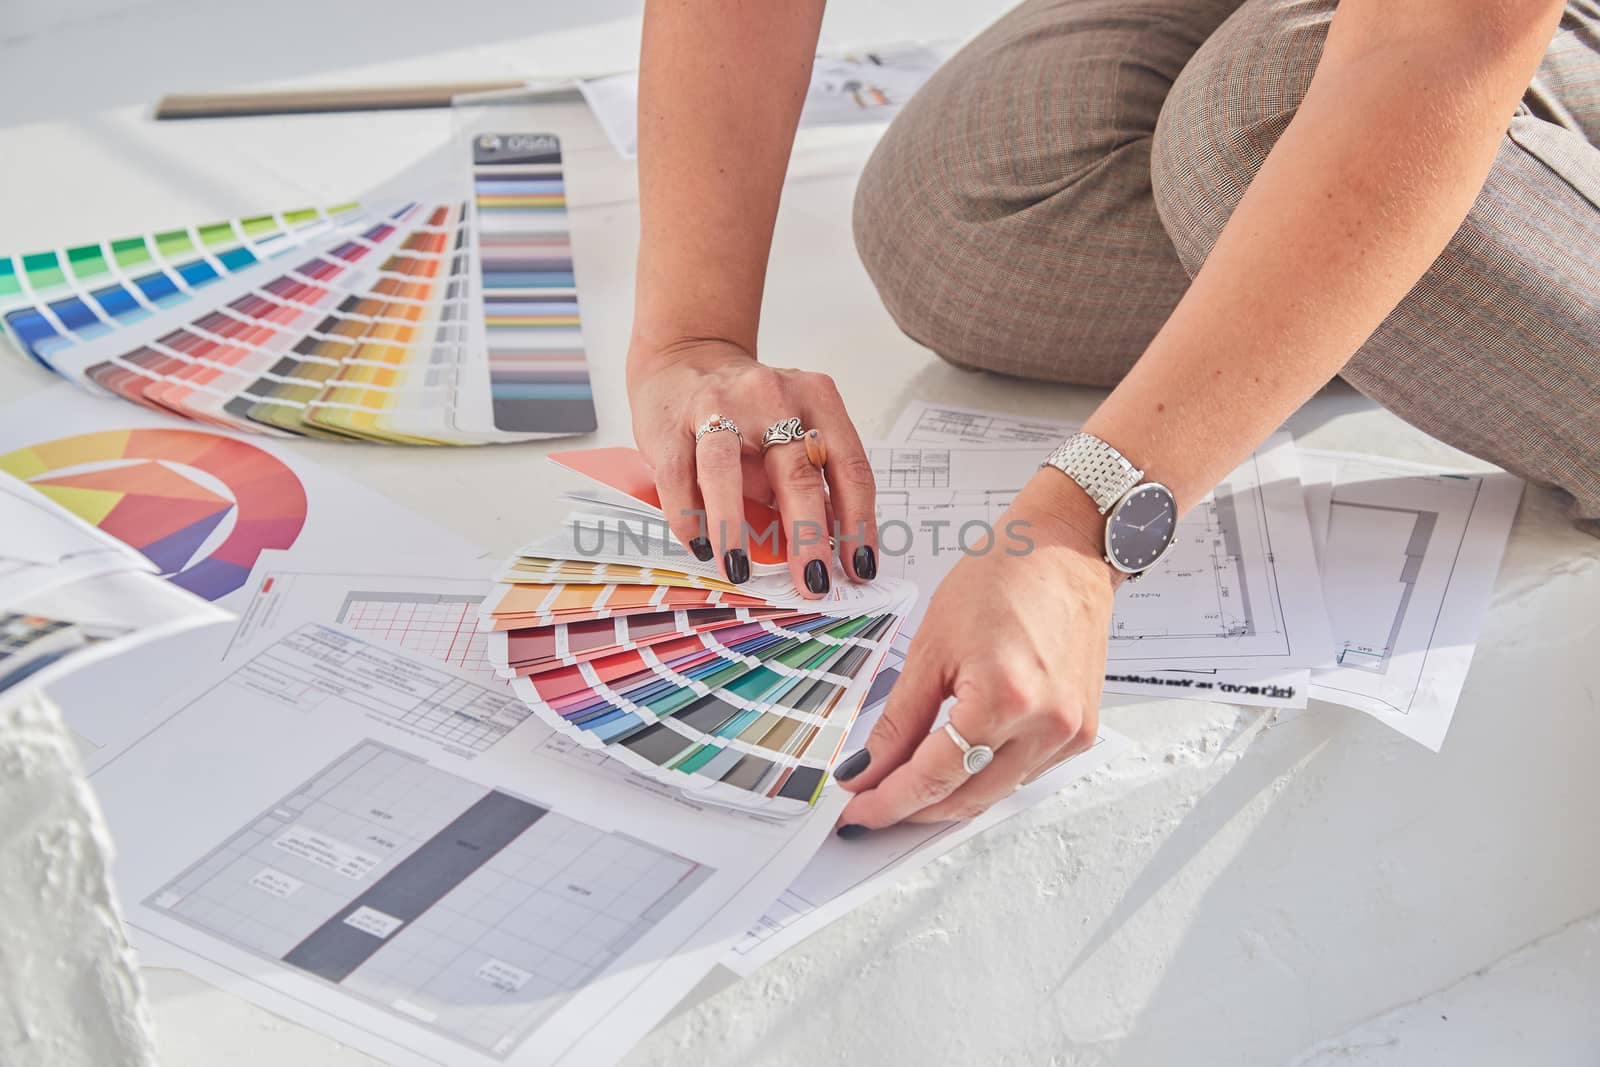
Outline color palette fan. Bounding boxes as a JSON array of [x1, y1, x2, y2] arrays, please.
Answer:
[[0, 133, 595, 445], [481, 450, 915, 816]]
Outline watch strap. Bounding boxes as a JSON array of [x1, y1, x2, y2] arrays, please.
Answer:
[[1041, 432, 1143, 513]]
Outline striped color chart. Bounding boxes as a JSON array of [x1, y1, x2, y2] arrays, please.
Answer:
[[470, 133, 596, 436], [502, 595, 905, 814], [83, 206, 423, 437], [480, 543, 914, 814], [0, 204, 361, 368]]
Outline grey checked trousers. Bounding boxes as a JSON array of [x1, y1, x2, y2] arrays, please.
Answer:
[[854, 0, 1600, 532]]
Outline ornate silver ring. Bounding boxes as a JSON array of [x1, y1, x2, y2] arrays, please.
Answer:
[[761, 416, 807, 452], [695, 414, 743, 446]]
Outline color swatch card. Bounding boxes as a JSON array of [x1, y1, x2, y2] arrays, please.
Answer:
[[484, 567, 912, 817], [550, 446, 790, 568], [0, 134, 596, 445], [499, 496, 913, 615], [520, 613, 904, 816], [481, 552, 914, 818], [482, 455, 917, 816], [0, 203, 364, 369]]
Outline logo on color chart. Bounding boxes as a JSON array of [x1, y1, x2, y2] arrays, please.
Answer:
[[0, 428, 308, 601]]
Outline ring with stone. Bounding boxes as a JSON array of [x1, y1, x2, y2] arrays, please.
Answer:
[[761, 416, 807, 452], [943, 722, 995, 775], [695, 414, 743, 446]]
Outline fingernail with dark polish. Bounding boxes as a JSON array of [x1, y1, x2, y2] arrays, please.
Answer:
[[804, 559, 830, 594], [853, 545, 877, 580], [833, 748, 871, 782], [689, 537, 713, 562], [724, 549, 750, 584], [836, 823, 870, 840]]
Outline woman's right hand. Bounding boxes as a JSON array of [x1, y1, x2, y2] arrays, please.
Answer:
[[625, 338, 879, 598]]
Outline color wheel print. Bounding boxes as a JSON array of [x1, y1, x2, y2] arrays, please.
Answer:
[[0, 428, 307, 601]]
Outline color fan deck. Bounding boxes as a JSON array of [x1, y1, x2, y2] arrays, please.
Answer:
[[479, 455, 916, 816], [0, 134, 596, 446]]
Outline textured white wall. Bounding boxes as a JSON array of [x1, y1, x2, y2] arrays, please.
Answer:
[[0, 690, 158, 1067]]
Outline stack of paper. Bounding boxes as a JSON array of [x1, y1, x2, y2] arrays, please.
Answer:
[[0, 394, 1526, 1066], [480, 448, 917, 814], [883, 402, 1523, 750], [0, 400, 889, 1064], [0, 132, 596, 444]]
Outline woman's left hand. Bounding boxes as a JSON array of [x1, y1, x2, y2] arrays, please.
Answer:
[[836, 471, 1119, 831]]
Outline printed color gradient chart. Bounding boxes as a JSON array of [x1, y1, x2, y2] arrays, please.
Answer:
[[0, 428, 307, 601]]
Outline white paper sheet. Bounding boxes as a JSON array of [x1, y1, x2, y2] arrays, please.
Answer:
[[0, 465, 226, 700], [889, 402, 1080, 447], [1300, 450, 1522, 749], [221, 551, 499, 684], [883, 399, 1318, 700], [0, 386, 483, 612], [6, 385, 484, 762], [0, 469, 154, 568], [578, 44, 950, 159], [93, 620, 851, 1067], [203, 551, 1136, 979], [865, 436, 1331, 672], [0, 468, 158, 606], [0, 568, 229, 698]]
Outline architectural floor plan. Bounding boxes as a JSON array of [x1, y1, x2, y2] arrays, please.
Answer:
[[92, 621, 849, 1065], [867, 431, 1329, 671], [1303, 451, 1522, 748], [150, 741, 710, 1058]]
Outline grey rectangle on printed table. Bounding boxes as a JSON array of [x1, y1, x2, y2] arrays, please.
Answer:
[[283, 791, 544, 982]]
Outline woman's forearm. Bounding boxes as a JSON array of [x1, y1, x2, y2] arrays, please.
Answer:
[[630, 0, 826, 365], [1041, 0, 1566, 531]]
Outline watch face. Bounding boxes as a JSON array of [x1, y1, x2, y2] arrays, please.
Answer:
[[1105, 483, 1178, 573]]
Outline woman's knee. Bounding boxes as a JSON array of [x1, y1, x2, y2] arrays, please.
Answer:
[[853, 21, 1196, 382], [1151, 0, 1334, 274]]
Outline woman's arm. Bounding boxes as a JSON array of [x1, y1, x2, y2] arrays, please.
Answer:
[[631, 0, 825, 355], [1043, 0, 1572, 538], [837, 0, 1567, 831], [627, 0, 882, 596]]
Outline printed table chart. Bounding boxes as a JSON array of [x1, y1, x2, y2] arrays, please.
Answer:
[[149, 741, 712, 1058]]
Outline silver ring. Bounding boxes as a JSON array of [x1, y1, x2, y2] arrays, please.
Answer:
[[695, 414, 742, 445], [761, 417, 806, 451], [943, 722, 995, 775]]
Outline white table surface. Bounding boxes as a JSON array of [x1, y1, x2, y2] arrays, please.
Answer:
[[4, 2, 1598, 1064]]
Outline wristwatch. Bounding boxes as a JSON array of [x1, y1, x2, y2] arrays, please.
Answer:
[[1040, 432, 1177, 579]]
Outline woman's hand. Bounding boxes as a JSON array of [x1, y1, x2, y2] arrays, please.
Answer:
[[626, 338, 879, 596], [834, 472, 1117, 831]]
